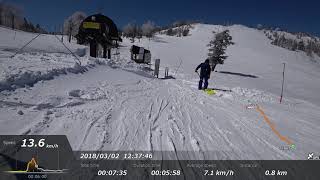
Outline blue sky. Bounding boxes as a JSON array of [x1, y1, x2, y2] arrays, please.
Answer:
[[5, 0, 320, 36]]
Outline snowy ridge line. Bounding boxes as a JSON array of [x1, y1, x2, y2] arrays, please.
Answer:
[[0, 26, 86, 56], [0, 25, 68, 40], [0, 25, 65, 43], [0, 59, 105, 92], [0, 25, 36, 34]]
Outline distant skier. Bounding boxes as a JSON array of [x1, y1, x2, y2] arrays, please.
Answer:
[[195, 59, 211, 90]]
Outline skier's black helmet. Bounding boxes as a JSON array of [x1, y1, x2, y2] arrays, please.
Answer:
[[205, 59, 209, 64]]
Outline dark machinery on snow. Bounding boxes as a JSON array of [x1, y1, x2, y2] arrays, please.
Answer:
[[130, 45, 151, 64], [76, 14, 122, 58]]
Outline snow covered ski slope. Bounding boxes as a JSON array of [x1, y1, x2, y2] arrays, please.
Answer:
[[0, 24, 319, 160]]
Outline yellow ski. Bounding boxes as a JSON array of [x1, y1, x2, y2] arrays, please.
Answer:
[[204, 89, 216, 95]]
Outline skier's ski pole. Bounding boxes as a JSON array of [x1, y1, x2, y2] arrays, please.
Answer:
[[196, 71, 200, 77], [280, 63, 286, 104]]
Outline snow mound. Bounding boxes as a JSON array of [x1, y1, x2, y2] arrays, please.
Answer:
[[68, 89, 83, 97], [231, 87, 277, 103], [0, 27, 122, 92], [0, 27, 106, 92], [0, 61, 100, 92]]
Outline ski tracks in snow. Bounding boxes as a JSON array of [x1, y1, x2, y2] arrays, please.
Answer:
[[165, 79, 296, 159], [15, 69, 318, 160]]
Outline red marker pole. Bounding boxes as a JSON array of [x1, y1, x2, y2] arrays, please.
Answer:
[[280, 63, 286, 104]]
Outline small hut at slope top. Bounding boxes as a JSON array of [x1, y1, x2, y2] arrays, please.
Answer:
[[76, 14, 122, 58]]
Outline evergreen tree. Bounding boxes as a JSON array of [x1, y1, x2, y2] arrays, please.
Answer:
[[306, 41, 314, 56], [292, 40, 298, 51], [22, 17, 29, 31], [182, 28, 189, 36], [166, 28, 174, 36], [207, 30, 234, 70], [297, 41, 305, 51]]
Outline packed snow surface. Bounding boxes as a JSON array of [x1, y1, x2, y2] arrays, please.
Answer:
[[0, 24, 319, 160]]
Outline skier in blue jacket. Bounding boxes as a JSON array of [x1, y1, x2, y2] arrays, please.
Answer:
[[195, 59, 211, 90]]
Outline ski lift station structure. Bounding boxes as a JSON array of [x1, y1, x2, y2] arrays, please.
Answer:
[[76, 14, 122, 58]]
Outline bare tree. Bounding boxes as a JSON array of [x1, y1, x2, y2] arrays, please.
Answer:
[[136, 25, 142, 42], [123, 23, 134, 37], [141, 20, 155, 39], [0, 2, 23, 29], [123, 23, 138, 43], [63, 11, 87, 42], [0, 3, 3, 25]]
